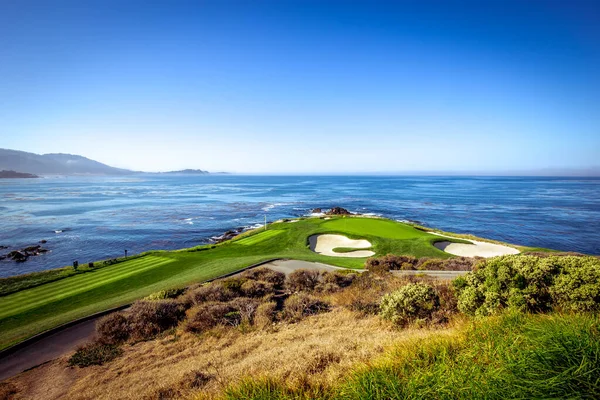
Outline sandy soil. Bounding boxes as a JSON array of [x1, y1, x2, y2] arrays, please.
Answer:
[[432, 233, 519, 257], [309, 234, 375, 258]]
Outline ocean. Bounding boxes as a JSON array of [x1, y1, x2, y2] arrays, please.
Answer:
[[1, 175, 599, 277]]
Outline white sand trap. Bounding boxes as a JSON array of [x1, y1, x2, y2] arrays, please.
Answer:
[[432, 233, 519, 258], [309, 234, 375, 258]]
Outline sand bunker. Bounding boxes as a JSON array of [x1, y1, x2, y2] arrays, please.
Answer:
[[309, 234, 375, 258], [433, 234, 519, 258]]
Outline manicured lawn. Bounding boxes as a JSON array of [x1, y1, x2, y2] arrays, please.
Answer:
[[0, 216, 473, 350]]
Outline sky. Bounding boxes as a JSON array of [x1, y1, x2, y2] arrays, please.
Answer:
[[0, 0, 599, 174]]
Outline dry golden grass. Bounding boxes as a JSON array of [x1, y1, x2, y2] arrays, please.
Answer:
[[4, 307, 454, 400]]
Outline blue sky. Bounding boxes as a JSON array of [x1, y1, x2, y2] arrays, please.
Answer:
[[0, 0, 599, 173]]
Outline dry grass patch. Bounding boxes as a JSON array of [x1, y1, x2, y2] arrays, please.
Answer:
[[5, 307, 444, 400]]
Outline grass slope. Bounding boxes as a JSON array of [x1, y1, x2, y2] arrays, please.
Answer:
[[0, 216, 500, 350], [224, 312, 600, 399]]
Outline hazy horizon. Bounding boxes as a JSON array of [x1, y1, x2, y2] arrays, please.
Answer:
[[1, 0, 599, 174]]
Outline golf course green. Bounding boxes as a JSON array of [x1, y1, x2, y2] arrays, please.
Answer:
[[0, 216, 487, 350]]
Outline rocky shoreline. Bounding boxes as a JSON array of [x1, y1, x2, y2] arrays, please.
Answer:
[[0, 242, 49, 262]]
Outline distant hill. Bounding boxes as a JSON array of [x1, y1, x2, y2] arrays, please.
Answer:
[[0, 149, 134, 176], [0, 170, 39, 179], [162, 169, 209, 174]]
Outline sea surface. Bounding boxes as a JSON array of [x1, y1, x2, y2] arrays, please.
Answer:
[[1, 175, 599, 278]]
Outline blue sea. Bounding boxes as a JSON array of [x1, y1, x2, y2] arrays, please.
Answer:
[[1, 175, 599, 278]]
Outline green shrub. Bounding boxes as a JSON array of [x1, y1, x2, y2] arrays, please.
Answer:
[[551, 257, 600, 312], [68, 342, 122, 367], [455, 255, 600, 316], [380, 283, 440, 326]]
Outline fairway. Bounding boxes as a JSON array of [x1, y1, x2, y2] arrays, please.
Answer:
[[0, 216, 521, 350], [235, 229, 284, 245]]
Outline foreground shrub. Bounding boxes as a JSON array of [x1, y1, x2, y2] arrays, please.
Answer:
[[242, 267, 286, 288], [185, 302, 239, 333], [128, 300, 186, 341], [96, 312, 130, 344], [551, 258, 600, 312], [229, 297, 261, 324], [283, 293, 330, 322], [286, 269, 321, 292], [455, 255, 600, 315], [441, 256, 480, 271], [68, 343, 122, 367], [380, 282, 440, 326]]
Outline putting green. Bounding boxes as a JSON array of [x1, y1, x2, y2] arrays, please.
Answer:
[[235, 229, 284, 245]]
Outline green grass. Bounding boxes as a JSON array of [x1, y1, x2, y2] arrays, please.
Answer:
[[235, 229, 285, 245], [223, 312, 600, 399], [0, 216, 514, 350]]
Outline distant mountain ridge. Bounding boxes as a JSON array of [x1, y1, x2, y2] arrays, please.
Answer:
[[0, 149, 133, 175]]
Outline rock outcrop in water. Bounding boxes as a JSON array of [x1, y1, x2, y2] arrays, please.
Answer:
[[326, 207, 353, 216], [1, 245, 49, 262]]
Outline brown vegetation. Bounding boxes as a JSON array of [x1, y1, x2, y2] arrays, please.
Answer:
[[366, 254, 481, 272]]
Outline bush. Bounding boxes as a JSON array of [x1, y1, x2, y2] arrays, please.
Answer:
[[144, 288, 186, 301], [442, 256, 480, 271], [68, 342, 122, 367], [286, 269, 321, 292], [254, 301, 278, 328], [551, 258, 600, 312], [416, 258, 444, 270], [229, 297, 261, 324], [128, 300, 186, 341], [380, 283, 440, 326], [283, 293, 330, 322], [241, 280, 275, 298], [316, 271, 356, 293], [242, 267, 286, 288], [189, 283, 236, 304], [185, 302, 238, 333], [180, 370, 213, 389], [96, 312, 130, 344], [455, 255, 600, 316], [366, 255, 417, 272]]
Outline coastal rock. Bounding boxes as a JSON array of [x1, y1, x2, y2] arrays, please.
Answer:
[[7, 251, 29, 262], [326, 207, 353, 216], [212, 227, 245, 244], [0, 245, 8, 250], [311, 208, 322, 213], [40, 240, 47, 244]]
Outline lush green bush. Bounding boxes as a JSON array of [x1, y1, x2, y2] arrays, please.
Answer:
[[455, 255, 600, 315], [380, 283, 440, 326], [68, 342, 123, 367]]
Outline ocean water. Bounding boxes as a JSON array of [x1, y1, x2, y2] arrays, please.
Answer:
[[1, 175, 599, 278]]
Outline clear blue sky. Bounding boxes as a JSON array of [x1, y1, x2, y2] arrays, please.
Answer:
[[1, 0, 598, 173]]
